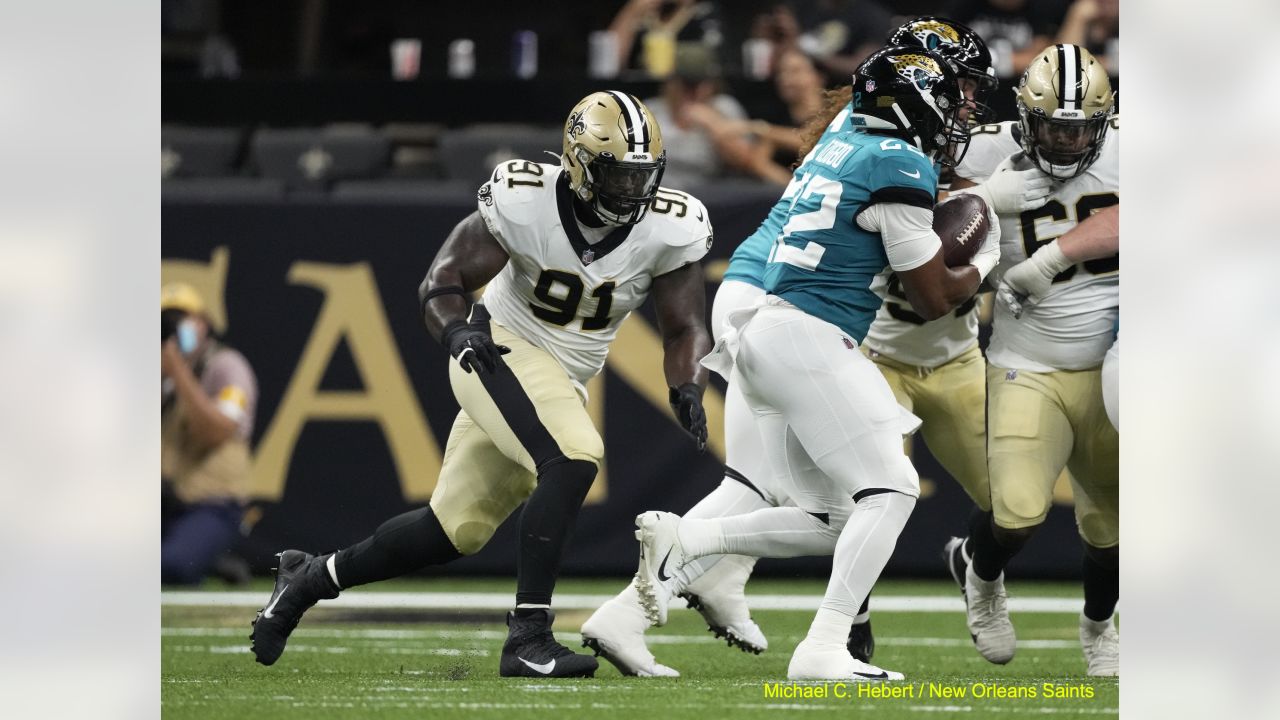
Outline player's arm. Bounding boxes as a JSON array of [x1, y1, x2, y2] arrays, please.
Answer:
[[1056, 204, 1119, 261], [418, 211, 513, 373], [652, 261, 712, 450], [860, 202, 988, 321], [998, 204, 1119, 316]]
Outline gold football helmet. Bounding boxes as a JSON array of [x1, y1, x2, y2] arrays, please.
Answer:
[[1016, 44, 1115, 179], [562, 91, 665, 225]]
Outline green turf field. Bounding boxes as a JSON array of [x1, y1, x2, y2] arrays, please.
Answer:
[[162, 577, 1117, 719]]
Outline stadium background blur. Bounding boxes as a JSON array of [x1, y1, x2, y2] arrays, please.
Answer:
[[160, 0, 1121, 584]]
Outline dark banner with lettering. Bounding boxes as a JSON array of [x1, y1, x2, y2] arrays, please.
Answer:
[[162, 190, 1086, 581]]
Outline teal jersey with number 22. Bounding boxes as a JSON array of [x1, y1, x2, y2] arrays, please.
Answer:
[[731, 106, 939, 342]]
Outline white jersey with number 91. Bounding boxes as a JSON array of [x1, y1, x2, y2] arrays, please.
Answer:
[[476, 160, 712, 395]]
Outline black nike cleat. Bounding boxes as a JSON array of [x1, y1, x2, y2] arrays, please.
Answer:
[[250, 549, 339, 666], [847, 618, 875, 662], [499, 609, 598, 678]]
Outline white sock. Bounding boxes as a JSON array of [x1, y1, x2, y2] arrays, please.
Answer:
[[806, 606, 853, 643], [820, 492, 915, 617], [326, 553, 342, 591], [852, 609, 871, 625]]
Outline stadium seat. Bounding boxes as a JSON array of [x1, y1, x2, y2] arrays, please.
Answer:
[[437, 125, 563, 187], [161, 126, 243, 178], [250, 126, 391, 190], [329, 179, 474, 204], [162, 177, 287, 202]]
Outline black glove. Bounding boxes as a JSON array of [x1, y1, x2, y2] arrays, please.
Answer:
[[669, 383, 707, 452], [440, 320, 511, 374]]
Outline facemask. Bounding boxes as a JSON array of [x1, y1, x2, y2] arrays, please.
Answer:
[[177, 319, 199, 355]]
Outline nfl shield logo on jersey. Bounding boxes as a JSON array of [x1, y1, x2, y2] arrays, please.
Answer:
[[865, 80, 876, 92], [581, 248, 595, 265]]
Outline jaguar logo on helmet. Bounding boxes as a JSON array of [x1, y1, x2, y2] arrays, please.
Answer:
[[886, 54, 944, 91], [908, 20, 960, 50]]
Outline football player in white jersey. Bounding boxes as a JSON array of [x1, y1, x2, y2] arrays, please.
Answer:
[[999, 204, 1120, 431], [941, 45, 1120, 677], [249, 91, 715, 679]]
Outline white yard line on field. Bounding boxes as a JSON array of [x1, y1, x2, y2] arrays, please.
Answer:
[[162, 626, 1079, 649], [162, 591, 1085, 613]]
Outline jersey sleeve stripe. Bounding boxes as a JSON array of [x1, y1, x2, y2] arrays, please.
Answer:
[[866, 186, 936, 211]]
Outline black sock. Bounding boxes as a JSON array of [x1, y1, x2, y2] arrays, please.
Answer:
[[333, 506, 463, 589], [515, 459, 597, 606], [962, 505, 986, 558], [968, 511, 1025, 582], [857, 595, 870, 617], [1082, 544, 1119, 622]]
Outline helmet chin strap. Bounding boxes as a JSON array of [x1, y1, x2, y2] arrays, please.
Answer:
[[889, 102, 924, 151]]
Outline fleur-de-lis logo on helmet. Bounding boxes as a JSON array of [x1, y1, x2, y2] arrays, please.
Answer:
[[886, 54, 944, 91], [566, 109, 587, 140]]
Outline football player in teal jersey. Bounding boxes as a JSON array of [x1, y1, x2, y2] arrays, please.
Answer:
[[632, 46, 1001, 682], [584, 21, 1006, 678]]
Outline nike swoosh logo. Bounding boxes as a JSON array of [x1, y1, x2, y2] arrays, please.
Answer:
[[262, 584, 289, 619], [696, 211, 705, 222], [898, 169, 921, 179], [657, 549, 673, 582], [853, 670, 889, 679], [519, 657, 556, 674]]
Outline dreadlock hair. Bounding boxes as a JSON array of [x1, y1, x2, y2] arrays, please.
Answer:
[[794, 85, 854, 166]]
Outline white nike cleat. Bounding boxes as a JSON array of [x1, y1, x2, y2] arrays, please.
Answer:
[[581, 584, 680, 677], [964, 564, 1016, 664], [634, 511, 687, 626], [1079, 613, 1119, 677], [681, 556, 767, 654], [787, 637, 904, 681]]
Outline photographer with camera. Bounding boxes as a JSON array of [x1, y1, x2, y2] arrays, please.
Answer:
[[161, 283, 258, 585]]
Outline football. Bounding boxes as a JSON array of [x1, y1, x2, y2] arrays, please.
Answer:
[[933, 193, 990, 267]]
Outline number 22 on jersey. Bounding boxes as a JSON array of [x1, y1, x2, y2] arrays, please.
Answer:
[[766, 172, 843, 271]]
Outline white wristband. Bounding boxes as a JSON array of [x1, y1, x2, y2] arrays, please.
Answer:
[[1032, 239, 1071, 277]]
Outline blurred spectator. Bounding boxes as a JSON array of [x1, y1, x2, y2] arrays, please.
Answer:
[[643, 44, 756, 190], [727, 47, 827, 186], [608, 0, 725, 78], [947, 0, 1071, 78], [1057, 0, 1119, 75], [161, 283, 258, 585], [757, 0, 894, 79]]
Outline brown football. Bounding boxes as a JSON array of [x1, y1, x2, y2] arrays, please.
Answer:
[[933, 193, 990, 267]]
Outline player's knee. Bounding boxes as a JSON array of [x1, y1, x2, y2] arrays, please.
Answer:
[[995, 484, 1050, 529], [881, 455, 920, 498], [1084, 542, 1118, 569], [1077, 513, 1118, 550], [448, 521, 496, 556], [559, 430, 605, 468]]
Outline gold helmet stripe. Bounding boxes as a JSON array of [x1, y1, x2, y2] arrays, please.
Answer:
[[1059, 44, 1080, 110], [606, 90, 648, 153]]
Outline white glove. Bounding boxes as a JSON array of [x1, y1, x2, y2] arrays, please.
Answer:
[[968, 196, 1001, 282], [955, 155, 1054, 215], [995, 239, 1071, 318]]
